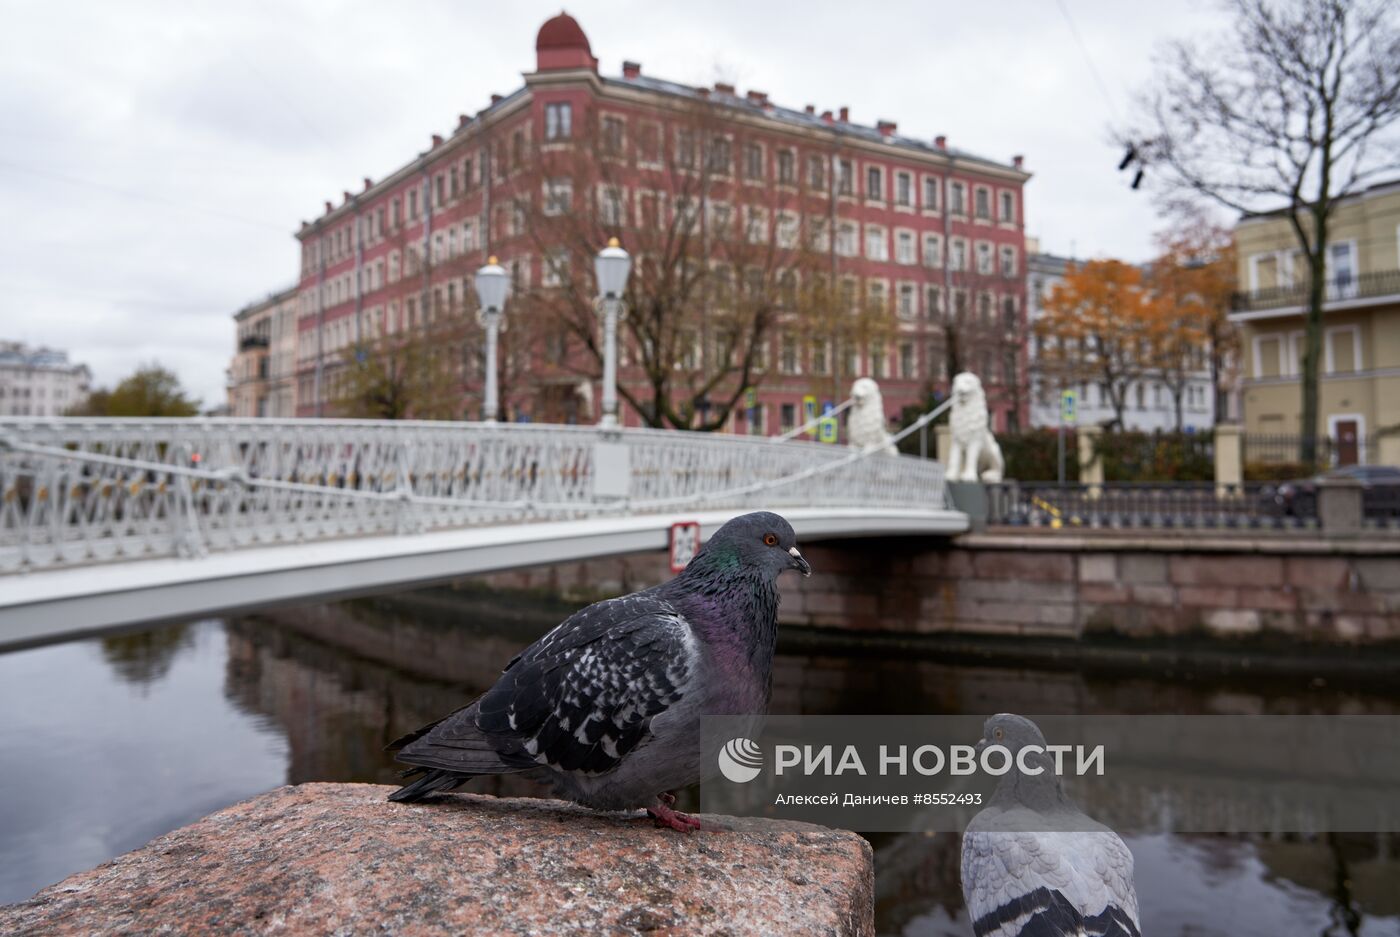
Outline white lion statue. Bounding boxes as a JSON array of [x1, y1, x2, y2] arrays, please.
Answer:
[[947, 371, 1005, 482], [847, 377, 896, 456]]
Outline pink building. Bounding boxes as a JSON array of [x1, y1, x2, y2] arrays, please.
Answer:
[[291, 13, 1031, 432]]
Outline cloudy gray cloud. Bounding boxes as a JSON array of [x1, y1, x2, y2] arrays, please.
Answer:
[[0, 0, 1231, 408]]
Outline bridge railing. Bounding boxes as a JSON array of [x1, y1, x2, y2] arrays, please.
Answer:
[[0, 418, 949, 573]]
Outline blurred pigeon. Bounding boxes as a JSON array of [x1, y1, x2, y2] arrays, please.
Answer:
[[961, 714, 1140, 937], [387, 511, 810, 831]]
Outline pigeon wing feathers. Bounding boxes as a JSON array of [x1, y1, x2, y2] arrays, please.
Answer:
[[475, 593, 695, 775], [962, 830, 1140, 937]]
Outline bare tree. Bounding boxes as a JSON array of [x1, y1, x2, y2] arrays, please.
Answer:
[[518, 98, 886, 431], [1123, 0, 1400, 463]]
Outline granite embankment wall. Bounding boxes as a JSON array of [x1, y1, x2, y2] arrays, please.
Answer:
[[473, 533, 1400, 644]]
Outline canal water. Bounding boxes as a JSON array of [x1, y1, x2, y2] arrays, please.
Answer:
[[1, 587, 1397, 936]]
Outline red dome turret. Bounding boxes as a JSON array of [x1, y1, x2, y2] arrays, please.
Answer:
[[535, 12, 598, 72]]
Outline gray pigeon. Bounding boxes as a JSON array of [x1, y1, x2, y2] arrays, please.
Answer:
[[960, 714, 1140, 937], [387, 510, 810, 831]]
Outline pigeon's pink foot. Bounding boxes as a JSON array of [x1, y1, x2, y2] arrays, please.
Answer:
[[648, 797, 703, 833]]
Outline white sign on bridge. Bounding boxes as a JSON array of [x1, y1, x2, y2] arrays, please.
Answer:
[[669, 521, 701, 572]]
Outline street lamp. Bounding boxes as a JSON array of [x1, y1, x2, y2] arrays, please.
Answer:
[[594, 238, 632, 429], [473, 256, 508, 423]]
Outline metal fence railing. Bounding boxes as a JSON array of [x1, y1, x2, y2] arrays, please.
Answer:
[[986, 482, 1316, 530], [987, 481, 1400, 531], [1242, 433, 1378, 470], [1231, 269, 1400, 313], [0, 416, 952, 574]]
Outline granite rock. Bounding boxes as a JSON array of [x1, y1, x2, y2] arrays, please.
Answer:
[[0, 783, 874, 936]]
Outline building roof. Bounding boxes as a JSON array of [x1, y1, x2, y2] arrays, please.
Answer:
[[1237, 176, 1400, 225], [233, 285, 298, 321], [536, 11, 590, 52], [301, 15, 1028, 232]]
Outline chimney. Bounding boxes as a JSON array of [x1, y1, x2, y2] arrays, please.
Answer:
[[877, 119, 897, 136], [622, 60, 642, 79], [342, 190, 352, 203], [838, 106, 849, 122], [490, 93, 503, 105], [458, 114, 470, 129], [324, 200, 334, 214], [363, 177, 373, 191], [821, 110, 834, 124], [746, 89, 768, 104], [1013, 154, 1025, 169], [714, 81, 735, 95], [804, 104, 815, 115], [935, 135, 947, 149], [431, 134, 443, 148], [697, 87, 710, 99]]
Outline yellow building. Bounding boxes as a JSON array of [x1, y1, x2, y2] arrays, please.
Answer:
[[1231, 180, 1400, 466]]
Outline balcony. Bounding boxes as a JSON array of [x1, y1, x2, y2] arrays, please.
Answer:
[[1232, 268, 1400, 315], [239, 334, 270, 351]]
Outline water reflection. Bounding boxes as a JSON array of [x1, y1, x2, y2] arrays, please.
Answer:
[[2, 587, 1398, 937], [99, 624, 194, 688]]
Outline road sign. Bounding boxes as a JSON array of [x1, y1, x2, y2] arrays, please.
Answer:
[[743, 387, 757, 409], [818, 416, 838, 444], [802, 395, 818, 435], [669, 521, 701, 572], [1060, 389, 1078, 426]]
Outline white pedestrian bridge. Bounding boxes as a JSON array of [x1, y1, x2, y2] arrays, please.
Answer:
[[0, 416, 963, 649]]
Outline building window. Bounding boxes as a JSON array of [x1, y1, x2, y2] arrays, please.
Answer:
[[807, 154, 826, 190], [637, 122, 661, 164], [780, 333, 800, 374], [836, 222, 858, 257], [925, 285, 942, 320], [1000, 245, 1017, 277], [707, 136, 731, 174], [1000, 191, 1015, 222], [675, 130, 697, 169], [975, 186, 990, 219], [545, 102, 572, 139], [895, 230, 916, 264], [744, 206, 768, 244], [899, 342, 915, 379], [865, 226, 888, 261], [923, 176, 940, 211], [866, 165, 884, 200], [1002, 297, 1018, 332], [777, 150, 795, 185], [543, 178, 572, 216], [922, 233, 942, 268], [871, 341, 887, 379], [542, 250, 570, 288], [837, 159, 853, 195], [812, 339, 829, 375], [512, 130, 525, 168], [895, 172, 912, 206], [950, 239, 967, 271], [599, 186, 623, 226], [744, 142, 765, 180], [898, 283, 916, 319], [781, 403, 796, 432], [602, 116, 625, 156], [977, 242, 993, 275], [950, 182, 966, 215]]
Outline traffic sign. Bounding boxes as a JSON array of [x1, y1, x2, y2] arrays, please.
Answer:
[[802, 395, 818, 435], [669, 521, 701, 572], [1060, 389, 1078, 426], [743, 387, 757, 409], [818, 416, 838, 444]]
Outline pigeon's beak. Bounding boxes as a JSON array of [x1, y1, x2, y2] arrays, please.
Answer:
[[788, 546, 811, 577], [974, 737, 988, 753]]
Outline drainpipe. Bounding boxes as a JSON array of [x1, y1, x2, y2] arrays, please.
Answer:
[[353, 197, 364, 346], [314, 222, 327, 418], [421, 162, 432, 335]]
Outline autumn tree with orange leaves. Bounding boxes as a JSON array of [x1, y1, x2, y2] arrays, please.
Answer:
[[1035, 260, 1162, 429], [1145, 216, 1237, 429]]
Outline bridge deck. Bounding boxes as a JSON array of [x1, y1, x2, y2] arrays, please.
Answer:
[[0, 507, 965, 651]]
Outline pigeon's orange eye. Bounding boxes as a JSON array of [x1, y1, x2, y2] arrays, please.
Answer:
[[763, 533, 778, 546], [994, 727, 1004, 740]]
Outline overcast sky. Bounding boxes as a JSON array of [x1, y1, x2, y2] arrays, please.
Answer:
[[0, 0, 1233, 408]]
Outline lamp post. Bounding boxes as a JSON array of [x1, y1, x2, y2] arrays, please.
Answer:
[[594, 238, 632, 429], [472, 256, 508, 423]]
